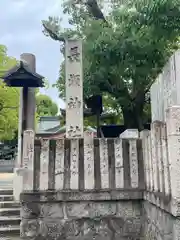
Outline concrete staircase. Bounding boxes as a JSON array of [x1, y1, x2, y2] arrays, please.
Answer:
[[0, 189, 20, 239]]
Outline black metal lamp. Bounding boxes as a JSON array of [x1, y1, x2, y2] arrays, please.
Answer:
[[2, 61, 44, 88], [86, 95, 103, 137]]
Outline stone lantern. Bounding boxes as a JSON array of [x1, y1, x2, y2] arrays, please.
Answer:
[[3, 60, 44, 87], [2, 53, 44, 166]]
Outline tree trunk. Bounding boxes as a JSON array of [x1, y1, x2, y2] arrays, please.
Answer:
[[121, 93, 146, 131], [121, 107, 144, 131]]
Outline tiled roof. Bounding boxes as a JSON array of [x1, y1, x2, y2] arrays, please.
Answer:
[[3, 61, 44, 79], [36, 116, 60, 134], [2, 61, 44, 87], [36, 116, 96, 135]]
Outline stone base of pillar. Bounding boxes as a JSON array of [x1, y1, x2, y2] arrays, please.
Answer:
[[13, 168, 24, 201]]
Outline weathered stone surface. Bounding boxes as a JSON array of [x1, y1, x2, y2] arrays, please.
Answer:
[[20, 217, 143, 240], [143, 201, 173, 240], [116, 201, 141, 218], [120, 129, 139, 139], [84, 133, 95, 189], [21, 202, 40, 219], [65, 40, 83, 138], [114, 138, 124, 188], [40, 139, 49, 190], [20, 190, 143, 202], [99, 138, 109, 189], [129, 139, 139, 188], [20, 190, 180, 240], [150, 50, 180, 122], [22, 130, 35, 191], [20, 193, 143, 240], [66, 202, 117, 218], [55, 139, 64, 190]]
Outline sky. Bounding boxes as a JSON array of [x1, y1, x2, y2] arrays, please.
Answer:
[[0, 0, 67, 109]]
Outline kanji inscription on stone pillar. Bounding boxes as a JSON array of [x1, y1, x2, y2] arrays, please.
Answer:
[[22, 130, 35, 191], [65, 39, 83, 138]]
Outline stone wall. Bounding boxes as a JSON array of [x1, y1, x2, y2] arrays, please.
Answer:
[[143, 201, 174, 240], [140, 104, 180, 239], [20, 190, 144, 240], [150, 49, 180, 122]]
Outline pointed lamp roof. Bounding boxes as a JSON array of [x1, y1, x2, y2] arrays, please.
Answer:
[[2, 61, 44, 87]]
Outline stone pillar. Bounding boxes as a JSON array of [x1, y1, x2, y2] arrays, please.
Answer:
[[65, 40, 83, 190], [161, 123, 171, 196], [21, 54, 36, 131], [114, 137, 124, 188], [166, 106, 180, 215], [140, 130, 150, 190], [147, 132, 154, 192], [17, 53, 36, 166], [157, 122, 164, 193], [22, 130, 35, 190], [99, 138, 109, 189], [151, 121, 161, 192], [120, 129, 139, 188], [84, 132, 95, 189], [65, 39, 83, 138], [55, 139, 64, 190], [39, 139, 49, 190]]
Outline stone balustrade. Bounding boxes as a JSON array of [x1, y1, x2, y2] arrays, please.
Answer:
[[20, 131, 144, 193]]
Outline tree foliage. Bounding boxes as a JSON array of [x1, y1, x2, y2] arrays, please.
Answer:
[[0, 45, 19, 141], [43, 0, 180, 130], [36, 94, 58, 117]]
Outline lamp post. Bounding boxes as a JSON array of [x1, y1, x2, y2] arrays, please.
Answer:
[[2, 54, 44, 166], [2, 53, 44, 200]]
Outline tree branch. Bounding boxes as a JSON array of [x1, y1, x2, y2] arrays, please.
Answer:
[[42, 22, 65, 42], [144, 80, 154, 94], [86, 0, 107, 22]]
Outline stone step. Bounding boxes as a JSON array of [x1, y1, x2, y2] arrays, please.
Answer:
[[0, 215, 21, 226], [0, 183, 13, 189], [0, 195, 14, 201], [0, 225, 20, 235], [0, 190, 13, 195], [0, 236, 20, 240], [0, 188, 20, 239], [0, 208, 20, 216], [0, 201, 20, 208]]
